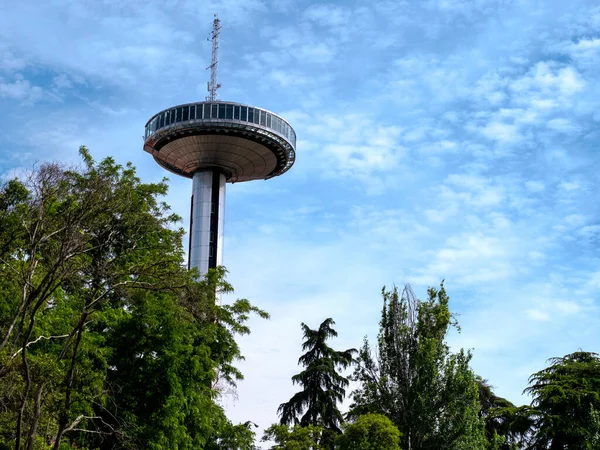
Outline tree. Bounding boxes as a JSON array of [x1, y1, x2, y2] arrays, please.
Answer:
[[349, 284, 487, 450], [478, 377, 511, 449], [0, 148, 266, 449], [523, 351, 600, 449], [338, 413, 401, 450], [476, 376, 545, 450], [206, 420, 260, 450], [262, 424, 325, 450], [278, 318, 356, 441], [98, 268, 267, 450]]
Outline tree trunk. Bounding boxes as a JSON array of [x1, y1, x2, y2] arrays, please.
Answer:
[[52, 313, 86, 450], [25, 383, 44, 450]]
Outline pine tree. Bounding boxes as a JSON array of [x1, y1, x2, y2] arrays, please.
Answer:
[[278, 318, 356, 435], [524, 351, 600, 449]]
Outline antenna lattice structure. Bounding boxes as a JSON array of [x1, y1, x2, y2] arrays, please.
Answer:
[[206, 14, 222, 101]]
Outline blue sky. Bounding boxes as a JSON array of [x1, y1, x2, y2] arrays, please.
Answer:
[[1, 0, 599, 440]]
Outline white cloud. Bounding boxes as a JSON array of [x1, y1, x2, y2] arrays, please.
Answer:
[[297, 42, 336, 64], [424, 0, 508, 17], [556, 38, 600, 68], [410, 232, 517, 286], [587, 272, 600, 288], [0, 45, 26, 72], [268, 70, 311, 87], [528, 251, 545, 262], [303, 4, 352, 29], [510, 62, 585, 103], [525, 296, 585, 322], [547, 117, 579, 133], [52, 74, 73, 90], [559, 180, 582, 192], [0, 166, 29, 182], [526, 309, 551, 321], [579, 225, 600, 239], [525, 180, 545, 192], [296, 112, 406, 188], [0, 77, 43, 103], [446, 174, 487, 190], [554, 300, 581, 315]]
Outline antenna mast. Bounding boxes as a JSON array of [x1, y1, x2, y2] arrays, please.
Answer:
[[206, 14, 222, 101]]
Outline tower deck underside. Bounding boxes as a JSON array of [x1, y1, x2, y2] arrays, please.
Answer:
[[144, 101, 296, 182], [148, 130, 284, 182]]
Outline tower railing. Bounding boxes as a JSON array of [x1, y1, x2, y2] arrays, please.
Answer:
[[144, 101, 296, 149]]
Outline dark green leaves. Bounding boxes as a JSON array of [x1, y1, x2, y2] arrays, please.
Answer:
[[278, 318, 356, 438], [523, 351, 600, 449]]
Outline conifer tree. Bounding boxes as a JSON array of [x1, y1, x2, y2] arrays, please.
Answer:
[[278, 318, 356, 435], [524, 351, 600, 449]]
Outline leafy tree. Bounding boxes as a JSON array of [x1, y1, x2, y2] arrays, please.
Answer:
[[477, 377, 519, 449], [99, 269, 267, 449], [206, 420, 260, 450], [278, 318, 356, 446], [476, 377, 540, 450], [262, 424, 325, 450], [349, 284, 487, 450], [523, 351, 600, 449], [0, 148, 266, 449], [338, 413, 401, 450]]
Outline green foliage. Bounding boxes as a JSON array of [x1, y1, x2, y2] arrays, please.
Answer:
[[475, 352, 600, 449], [349, 284, 487, 450], [5, 149, 600, 450], [0, 148, 265, 449], [263, 424, 325, 450], [338, 413, 401, 450], [206, 420, 259, 450], [278, 318, 356, 437], [476, 377, 521, 449], [523, 351, 600, 449]]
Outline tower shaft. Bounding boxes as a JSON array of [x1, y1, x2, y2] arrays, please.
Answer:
[[189, 170, 226, 276]]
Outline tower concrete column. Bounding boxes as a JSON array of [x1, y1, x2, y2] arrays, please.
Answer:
[[189, 169, 226, 276]]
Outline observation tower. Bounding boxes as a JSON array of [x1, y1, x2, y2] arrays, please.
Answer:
[[143, 15, 296, 276]]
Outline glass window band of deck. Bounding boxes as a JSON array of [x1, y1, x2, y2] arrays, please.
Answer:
[[145, 102, 296, 148]]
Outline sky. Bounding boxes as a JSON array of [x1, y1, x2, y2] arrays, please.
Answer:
[[1, 0, 600, 443]]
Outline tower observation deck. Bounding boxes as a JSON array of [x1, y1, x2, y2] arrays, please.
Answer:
[[143, 16, 296, 276]]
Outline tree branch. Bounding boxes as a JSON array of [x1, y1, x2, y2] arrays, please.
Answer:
[[11, 334, 69, 359]]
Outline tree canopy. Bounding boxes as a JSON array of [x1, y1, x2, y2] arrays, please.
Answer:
[[523, 351, 600, 449], [2, 148, 599, 450], [338, 413, 401, 450], [348, 284, 487, 450], [0, 148, 267, 449], [263, 424, 325, 450], [278, 318, 356, 443]]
